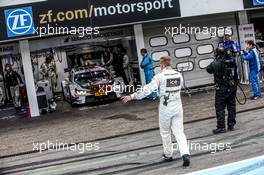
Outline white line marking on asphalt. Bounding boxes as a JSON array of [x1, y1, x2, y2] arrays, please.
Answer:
[[186, 155, 264, 175]]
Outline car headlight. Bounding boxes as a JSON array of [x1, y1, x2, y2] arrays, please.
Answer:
[[75, 89, 87, 96]]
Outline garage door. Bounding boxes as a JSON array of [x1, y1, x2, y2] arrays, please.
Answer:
[[143, 13, 239, 88]]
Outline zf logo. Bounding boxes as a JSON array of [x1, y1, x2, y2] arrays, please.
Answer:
[[4, 7, 35, 38], [253, 0, 264, 6]]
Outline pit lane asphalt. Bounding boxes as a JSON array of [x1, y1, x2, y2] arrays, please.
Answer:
[[0, 86, 264, 175], [1, 107, 264, 175]]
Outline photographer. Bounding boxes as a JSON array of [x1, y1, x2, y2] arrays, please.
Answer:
[[207, 48, 238, 134]]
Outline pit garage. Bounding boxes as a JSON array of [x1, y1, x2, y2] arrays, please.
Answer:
[[0, 12, 243, 117], [0, 26, 140, 116], [0, 0, 259, 118]]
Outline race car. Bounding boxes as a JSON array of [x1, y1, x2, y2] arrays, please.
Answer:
[[61, 66, 124, 106]]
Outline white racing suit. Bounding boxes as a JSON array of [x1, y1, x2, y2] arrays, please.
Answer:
[[131, 67, 190, 157], [40, 61, 58, 92]]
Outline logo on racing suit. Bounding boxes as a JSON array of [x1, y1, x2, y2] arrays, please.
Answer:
[[166, 78, 181, 87]]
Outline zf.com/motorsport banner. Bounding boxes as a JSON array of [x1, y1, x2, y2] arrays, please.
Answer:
[[0, 0, 180, 42]]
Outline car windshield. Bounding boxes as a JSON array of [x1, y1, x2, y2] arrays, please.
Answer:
[[74, 70, 111, 87]]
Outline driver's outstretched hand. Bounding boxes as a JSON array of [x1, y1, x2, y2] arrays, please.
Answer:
[[121, 96, 132, 104]]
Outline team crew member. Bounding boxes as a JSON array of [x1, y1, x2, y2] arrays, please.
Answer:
[[223, 34, 240, 62], [101, 48, 114, 74], [40, 56, 58, 92], [241, 40, 262, 100], [122, 56, 190, 167], [114, 47, 129, 85], [140, 48, 157, 99], [122, 49, 132, 85], [4, 64, 24, 108], [255, 29, 263, 40], [207, 48, 238, 134]]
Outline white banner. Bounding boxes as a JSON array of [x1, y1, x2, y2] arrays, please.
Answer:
[[238, 24, 255, 84], [239, 24, 256, 50]]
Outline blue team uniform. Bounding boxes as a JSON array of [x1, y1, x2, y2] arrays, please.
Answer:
[[140, 54, 157, 99], [241, 48, 261, 97]]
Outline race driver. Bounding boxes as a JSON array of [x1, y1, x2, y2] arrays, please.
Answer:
[[121, 56, 190, 167]]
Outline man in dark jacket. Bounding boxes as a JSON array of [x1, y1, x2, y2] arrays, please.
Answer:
[[113, 47, 129, 85], [223, 34, 240, 62], [207, 48, 238, 134], [101, 48, 114, 74], [5, 64, 23, 108]]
